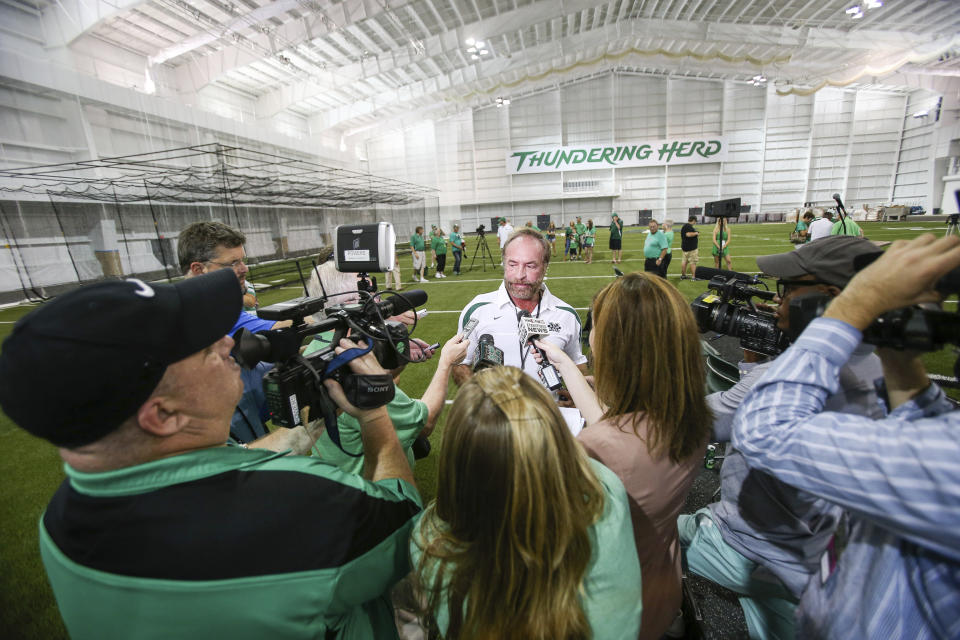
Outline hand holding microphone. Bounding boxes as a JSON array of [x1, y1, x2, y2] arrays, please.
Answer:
[[518, 311, 564, 391]]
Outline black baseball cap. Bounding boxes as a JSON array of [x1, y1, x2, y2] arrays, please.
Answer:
[[757, 236, 883, 288], [0, 270, 241, 447]]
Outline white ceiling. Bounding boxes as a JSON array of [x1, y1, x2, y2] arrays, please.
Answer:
[[39, 0, 960, 137]]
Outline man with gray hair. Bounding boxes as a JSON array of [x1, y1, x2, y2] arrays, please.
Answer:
[[452, 227, 587, 387]]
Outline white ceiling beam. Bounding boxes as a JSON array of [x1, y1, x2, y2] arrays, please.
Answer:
[[41, 0, 147, 47]]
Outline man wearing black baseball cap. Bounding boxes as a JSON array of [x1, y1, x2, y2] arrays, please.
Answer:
[[0, 270, 420, 639], [679, 236, 887, 640]]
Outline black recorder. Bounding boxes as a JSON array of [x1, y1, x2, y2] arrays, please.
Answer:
[[690, 266, 789, 357]]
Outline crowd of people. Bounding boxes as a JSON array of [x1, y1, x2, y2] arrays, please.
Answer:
[[1, 218, 959, 640]]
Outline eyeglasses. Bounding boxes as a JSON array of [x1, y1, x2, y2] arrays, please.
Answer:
[[776, 279, 830, 299], [206, 258, 247, 270]]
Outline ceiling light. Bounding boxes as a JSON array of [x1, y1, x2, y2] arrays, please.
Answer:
[[465, 37, 475, 46], [851, 10, 864, 18], [845, 6, 860, 14], [912, 109, 929, 118], [864, 0, 882, 7], [479, 49, 488, 55], [467, 46, 477, 53], [471, 54, 479, 60], [475, 41, 485, 48]]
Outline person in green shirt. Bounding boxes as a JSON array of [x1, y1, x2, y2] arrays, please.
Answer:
[[568, 221, 580, 260], [659, 220, 675, 277], [431, 229, 448, 278], [410, 226, 427, 283], [712, 219, 732, 269], [449, 225, 464, 275], [610, 213, 623, 264], [831, 213, 864, 238], [644, 219, 669, 277], [583, 219, 596, 264], [575, 216, 587, 251], [793, 211, 814, 245]]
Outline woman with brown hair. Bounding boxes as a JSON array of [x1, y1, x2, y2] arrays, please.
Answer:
[[411, 366, 642, 640], [536, 272, 711, 639]]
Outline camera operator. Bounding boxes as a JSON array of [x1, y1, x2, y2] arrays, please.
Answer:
[[307, 258, 469, 474], [178, 221, 293, 443], [452, 227, 587, 388], [0, 270, 422, 638], [680, 236, 887, 640], [733, 233, 960, 638]]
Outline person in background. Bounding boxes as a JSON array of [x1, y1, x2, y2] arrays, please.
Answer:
[[449, 225, 464, 276], [568, 221, 580, 261], [496, 217, 514, 265], [808, 210, 834, 242], [793, 211, 814, 246], [712, 219, 732, 269], [546, 221, 557, 257], [643, 219, 669, 276], [525, 221, 533, 228], [575, 216, 587, 252], [411, 366, 643, 639], [384, 256, 402, 290], [659, 220, 674, 278], [565, 221, 577, 261], [410, 226, 427, 283], [429, 224, 438, 269], [679, 215, 700, 280], [243, 281, 258, 313], [432, 229, 447, 279], [534, 272, 711, 639], [610, 213, 623, 264], [583, 219, 596, 264]]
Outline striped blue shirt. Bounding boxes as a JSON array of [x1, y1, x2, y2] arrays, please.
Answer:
[[734, 317, 960, 639]]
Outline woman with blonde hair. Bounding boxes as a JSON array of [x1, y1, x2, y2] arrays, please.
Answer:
[[411, 366, 642, 640], [536, 272, 711, 639]]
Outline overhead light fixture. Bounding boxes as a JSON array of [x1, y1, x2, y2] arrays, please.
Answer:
[[864, 0, 882, 8], [845, 1, 880, 19], [912, 109, 930, 118], [496, 96, 510, 107], [475, 41, 485, 48], [751, 74, 767, 87], [465, 37, 475, 46], [471, 54, 479, 60], [845, 5, 860, 14]]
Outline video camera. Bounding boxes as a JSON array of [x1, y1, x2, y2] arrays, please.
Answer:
[[690, 266, 789, 357], [231, 223, 425, 454], [476, 224, 486, 237], [786, 256, 960, 373]]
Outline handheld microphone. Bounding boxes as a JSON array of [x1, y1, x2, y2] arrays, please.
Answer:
[[518, 312, 564, 391], [472, 334, 504, 372], [694, 266, 762, 285]]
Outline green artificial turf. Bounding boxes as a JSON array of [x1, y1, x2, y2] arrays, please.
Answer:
[[0, 219, 954, 637]]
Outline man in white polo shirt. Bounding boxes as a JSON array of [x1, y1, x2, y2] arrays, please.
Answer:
[[452, 227, 588, 388]]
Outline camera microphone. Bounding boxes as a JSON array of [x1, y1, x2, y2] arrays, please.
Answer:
[[374, 289, 427, 317], [517, 311, 564, 391], [832, 192, 847, 215], [695, 266, 762, 286], [472, 334, 504, 372]]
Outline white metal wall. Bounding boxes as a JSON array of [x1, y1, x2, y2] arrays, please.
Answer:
[[365, 71, 935, 229]]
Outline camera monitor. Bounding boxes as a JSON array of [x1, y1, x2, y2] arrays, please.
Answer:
[[333, 222, 396, 273], [704, 197, 742, 219]]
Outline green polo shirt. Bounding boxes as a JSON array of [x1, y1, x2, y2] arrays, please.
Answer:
[[410, 233, 425, 251], [449, 231, 463, 250], [40, 447, 421, 639], [643, 230, 669, 259], [431, 234, 447, 255], [575, 222, 586, 236]]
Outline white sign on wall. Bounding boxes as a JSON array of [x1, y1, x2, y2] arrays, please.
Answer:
[[506, 137, 729, 175]]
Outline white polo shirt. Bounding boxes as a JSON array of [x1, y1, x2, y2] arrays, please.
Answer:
[[458, 282, 587, 384]]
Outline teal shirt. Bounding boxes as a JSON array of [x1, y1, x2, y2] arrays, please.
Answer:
[[449, 231, 463, 250], [431, 234, 447, 255], [313, 387, 428, 475], [643, 230, 669, 259], [830, 218, 862, 237], [662, 229, 675, 254], [584, 227, 596, 246], [575, 222, 587, 236], [410, 233, 425, 251], [410, 459, 642, 639]]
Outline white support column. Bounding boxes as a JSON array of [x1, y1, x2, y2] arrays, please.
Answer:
[[889, 95, 909, 204], [758, 85, 769, 213], [841, 90, 859, 203]]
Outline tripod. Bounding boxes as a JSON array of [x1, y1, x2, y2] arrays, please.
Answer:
[[946, 214, 960, 238], [468, 232, 498, 272]]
